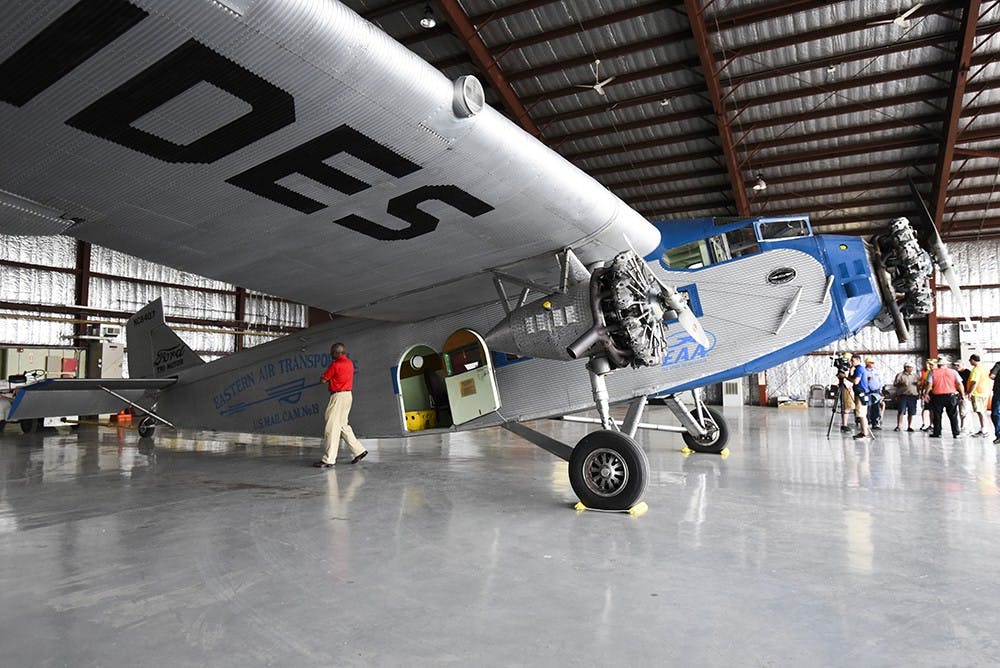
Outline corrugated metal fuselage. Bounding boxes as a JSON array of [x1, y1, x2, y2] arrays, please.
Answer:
[[160, 234, 882, 440]]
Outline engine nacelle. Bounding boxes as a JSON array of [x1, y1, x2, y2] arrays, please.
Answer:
[[486, 251, 673, 369]]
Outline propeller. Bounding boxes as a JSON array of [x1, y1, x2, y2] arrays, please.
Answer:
[[868, 2, 923, 28], [623, 234, 711, 348], [573, 59, 616, 96], [906, 177, 973, 325]]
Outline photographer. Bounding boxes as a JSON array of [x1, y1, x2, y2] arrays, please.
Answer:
[[850, 354, 872, 439], [834, 354, 855, 433]]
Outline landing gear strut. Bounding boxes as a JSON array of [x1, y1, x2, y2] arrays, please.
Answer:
[[566, 356, 649, 509]]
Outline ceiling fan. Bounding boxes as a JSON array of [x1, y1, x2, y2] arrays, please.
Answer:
[[868, 2, 923, 28], [574, 59, 615, 96]]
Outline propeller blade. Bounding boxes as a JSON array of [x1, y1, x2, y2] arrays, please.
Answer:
[[597, 76, 615, 87], [906, 177, 973, 324], [677, 307, 711, 349], [622, 233, 711, 348], [898, 2, 923, 21]]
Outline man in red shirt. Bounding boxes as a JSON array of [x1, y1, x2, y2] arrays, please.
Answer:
[[313, 342, 367, 467]]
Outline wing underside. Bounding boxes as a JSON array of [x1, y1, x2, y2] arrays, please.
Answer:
[[7, 378, 176, 421], [0, 0, 659, 319]]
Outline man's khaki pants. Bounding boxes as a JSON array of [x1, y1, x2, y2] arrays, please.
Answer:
[[321, 391, 365, 464]]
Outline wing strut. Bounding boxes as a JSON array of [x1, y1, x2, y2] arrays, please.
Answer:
[[98, 385, 175, 429]]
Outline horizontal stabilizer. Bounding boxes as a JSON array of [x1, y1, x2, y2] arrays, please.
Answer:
[[7, 378, 175, 421]]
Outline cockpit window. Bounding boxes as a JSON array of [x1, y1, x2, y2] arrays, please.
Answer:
[[759, 218, 809, 240]]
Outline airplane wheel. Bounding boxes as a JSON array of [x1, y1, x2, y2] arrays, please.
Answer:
[[137, 417, 156, 439], [569, 430, 648, 511], [20, 418, 41, 434], [681, 407, 729, 454]]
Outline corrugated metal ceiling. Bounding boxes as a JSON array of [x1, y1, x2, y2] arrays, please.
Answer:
[[345, 0, 1000, 241]]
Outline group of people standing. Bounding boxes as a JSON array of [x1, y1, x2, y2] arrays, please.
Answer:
[[839, 354, 1000, 443]]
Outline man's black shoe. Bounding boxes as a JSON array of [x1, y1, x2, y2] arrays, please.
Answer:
[[313, 461, 334, 468], [350, 451, 368, 464]]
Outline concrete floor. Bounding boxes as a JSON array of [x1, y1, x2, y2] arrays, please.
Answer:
[[1, 405, 999, 667]]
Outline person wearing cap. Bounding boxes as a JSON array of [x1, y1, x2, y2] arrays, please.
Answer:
[[849, 354, 872, 439], [929, 356, 966, 439], [864, 357, 885, 430], [893, 362, 920, 431], [967, 354, 992, 437]]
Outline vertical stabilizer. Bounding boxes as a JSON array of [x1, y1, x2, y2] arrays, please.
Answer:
[[126, 299, 204, 378]]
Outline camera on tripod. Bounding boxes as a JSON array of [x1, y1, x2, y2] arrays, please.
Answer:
[[831, 355, 852, 374]]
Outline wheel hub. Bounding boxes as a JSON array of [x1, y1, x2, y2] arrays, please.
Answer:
[[583, 448, 629, 497]]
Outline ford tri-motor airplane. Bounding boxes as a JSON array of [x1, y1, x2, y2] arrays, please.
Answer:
[[1, 0, 943, 510]]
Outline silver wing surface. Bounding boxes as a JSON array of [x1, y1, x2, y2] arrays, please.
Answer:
[[6, 378, 176, 420], [0, 0, 659, 320]]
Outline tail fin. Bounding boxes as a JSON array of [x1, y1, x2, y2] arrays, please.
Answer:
[[126, 298, 204, 378]]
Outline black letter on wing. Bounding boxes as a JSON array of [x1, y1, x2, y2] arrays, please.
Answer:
[[0, 0, 147, 106], [66, 40, 295, 163], [226, 125, 422, 213], [334, 185, 494, 241]]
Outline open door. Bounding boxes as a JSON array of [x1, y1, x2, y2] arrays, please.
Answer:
[[441, 329, 500, 425], [397, 344, 451, 432]]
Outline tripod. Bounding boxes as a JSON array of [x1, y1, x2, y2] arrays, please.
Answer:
[[826, 381, 844, 438]]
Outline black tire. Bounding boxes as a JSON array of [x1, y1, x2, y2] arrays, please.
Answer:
[[681, 406, 729, 454], [137, 416, 156, 439], [569, 430, 649, 510], [19, 418, 42, 434]]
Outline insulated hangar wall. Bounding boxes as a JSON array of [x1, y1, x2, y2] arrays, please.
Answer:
[[768, 238, 1000, 400], [0, 234, 306, 374]]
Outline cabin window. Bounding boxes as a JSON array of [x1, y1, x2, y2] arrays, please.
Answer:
[[760, 218, 809, 240], [662, 239, 711, 269], [722, 226, 760, 258]]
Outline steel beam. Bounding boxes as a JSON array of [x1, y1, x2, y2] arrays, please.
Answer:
[[685, 0, 749, 215], [73, 240, 91, 347], [435, 0, 540, 136], [933, 0, 983, 235]]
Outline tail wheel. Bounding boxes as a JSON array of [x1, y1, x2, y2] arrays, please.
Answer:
[[20, 418, 42, 434], [569, 430, 648, 510], [137, 416, 156, 439], [681, 406, 729, 454]]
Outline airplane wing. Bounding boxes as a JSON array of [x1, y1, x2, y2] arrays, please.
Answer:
[[0, 0, 659, 320], [6, 378, 176, 421]]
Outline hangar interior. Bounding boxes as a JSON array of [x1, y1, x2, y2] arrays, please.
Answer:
[[2, 0, 1000, 665]]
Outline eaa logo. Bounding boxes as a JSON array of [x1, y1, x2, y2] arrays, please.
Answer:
[[661, 329, 717, 368]]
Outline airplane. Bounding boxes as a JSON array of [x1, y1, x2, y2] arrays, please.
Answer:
[[0, 0, 943, 511]]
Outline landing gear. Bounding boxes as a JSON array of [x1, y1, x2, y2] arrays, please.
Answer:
[[569, 430, 648, 510], [19, 418, 42, 434], [661, 391, 729, 454], [681, 406, 728, 454], [569, 356, 649, 510], [137, 416, 156, 439]]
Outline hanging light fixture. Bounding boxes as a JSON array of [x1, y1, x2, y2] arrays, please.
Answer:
[[419, 4, 437, 29], [752, 173, 767, 191]]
